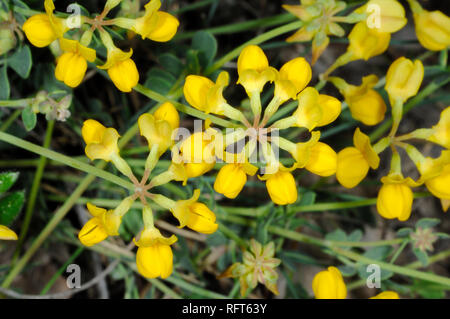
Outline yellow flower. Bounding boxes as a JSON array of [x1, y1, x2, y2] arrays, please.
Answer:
[[183, 72, 229, 115], [291, 87, 341, 131], [356, 0, 407, 33], [154, 102, 180, 130], [334, 75, 387, 126], [237, 45, 277, 94], [274, 57, 312, 102], [409, 0, 450, 51], [427, 106, 450, 149], [82, 119, 120, 162], [370, 291, 400, 299], [347, 21, 390, 61], [385, 57, 424, 104], [263, 169, 298, 206], [214, 162, 258, 199], [171, 189, 218, 234], [55, 39, 96, 88], [0, 225, 18, 240], [138, 113, 173, 156], [376, 173, 419, 221], [286, 131, 321, 168], [131, 0, 179, 42], [98, 48, 139, 93], [22, 0, 67, 48], [336, 128, 380, 188], [134, 226, 177, 279], [312, 266, 347, 299], [418, 151, 450, 200], [305, 142, 337, 177], [78, 203, 125, 246]]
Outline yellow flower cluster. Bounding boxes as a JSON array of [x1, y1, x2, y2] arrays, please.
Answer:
[[312, 266, 399, 299], [183, 45, 342, 205], [22, 0, 179, 92], [78, 102, 218, 279]]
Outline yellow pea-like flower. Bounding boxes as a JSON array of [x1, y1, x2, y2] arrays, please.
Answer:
[[385, 57, 424, 104], [237, 45, 277, 94], [154, 102, 180, 130], [336, 75, 387, 126], [171, 189, 218, 234], [347, 21, 391, 61], [376, 174, 418, 221], [265, 170, 298, 205], [98, 48, 139, 93], [23, 14, 59, 48], [183, 72, 230, 115], [22, 0, 68, 48], [179, 131, 216, 164], [55, 39, 96, 88], [274, 57, 312, 102], [370, 291, 400, 299], [78, 203, 114, 247], [305, 142, 337, 177], [336, 128, 380, 188], [291, 87, 341, 131], [134, 226, 177, 279], [409, 0, 450, 51], [0, 225, 18, 240], [357, 0, 407, 33], [214, 162, 258, 199], [312, 266, 347, 299], [418, 151, 450, 200], [428, 106, 450, 149], [82, 119, 120, 162], [138, 113, 173, 156], [131, 0, 179, 42]]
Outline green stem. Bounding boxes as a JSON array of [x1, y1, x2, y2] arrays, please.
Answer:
[[0, 131, 134, 190], [389, 239, 410, 264], [205, 20, 303, 75], [12, 120, 55, 264], [39, 246, 84, 295], [0, 109, 21, 132], [0, 99, 30, 107], [164, 273, 229, 299], [174, 13, 295, 40]]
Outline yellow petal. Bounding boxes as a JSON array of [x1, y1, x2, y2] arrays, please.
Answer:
[[154, 102, 180, 130], [107, 58, 139, 92], [183, 75, 214, 111], [78, 218, 108, 247], [237, 45, 269, 76], [266, 171, 298, 205], [377, 180, 413, 221], [186, 202, 218, 234], [278, 57, 312, 94], [214, 164, 247, 199], [316, 94, 341, 127], [0, 225, 18, 240], [305, 142, 337, 177], [336, 147, 369, 188], [55, 52, 87, 88], [348, 22, 390, 61], [22, 14, 58, 48], [312, 266, 347, 299], [414, 10, 450, 51], [370, 291, 400, 299], [136, 243, 174, 279], [146, 11, 179, 42], [353, 127, 380, 169], [82, 119, 106, 145], [385, 57, 424, 103]]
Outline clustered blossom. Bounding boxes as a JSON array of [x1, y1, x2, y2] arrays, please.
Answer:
[[78, 102, 219, 279], [22, 0, 179, 92], [183, 44, 342, 205]]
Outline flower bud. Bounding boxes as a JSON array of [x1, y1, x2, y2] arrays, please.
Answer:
[[312, 266, 347, 299], [305, 142, 337, 177], [214, 164, 248, 199], [376, 174, 416, 221], [385, 57, 424, 104], [265, 170, 298, 205], [413, 8, 450, 51]]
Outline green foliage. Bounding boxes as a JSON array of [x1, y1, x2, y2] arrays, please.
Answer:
[[0, 171, 24, 226]]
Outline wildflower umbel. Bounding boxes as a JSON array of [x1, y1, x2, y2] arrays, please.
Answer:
[[22, 0, 179, 91], [183, 45, 342, 205], [78, 102, 218, 279]]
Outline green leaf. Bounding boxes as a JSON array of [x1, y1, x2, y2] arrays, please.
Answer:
[[338, 265, 357, 277], [8, 45, 32, 79], [325, 229, 347, 242], [159, 53, 184, 77], [412, 279, 446, 299], [412, 248, 429, 267], [298, 190, 316, 206], [21, 107, 37, 131], [396, 227, 413, 238], [363, 246, 392, 261], [0, 171, 19, 193], [186, 49, 200, 74], [191, 31, 217, 68], [416, 218, 440, 229], [0, 65, 10, 100], [0, 191, 25, 226], [144, 68, 176, 95], [348, 230, 363, 242]]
